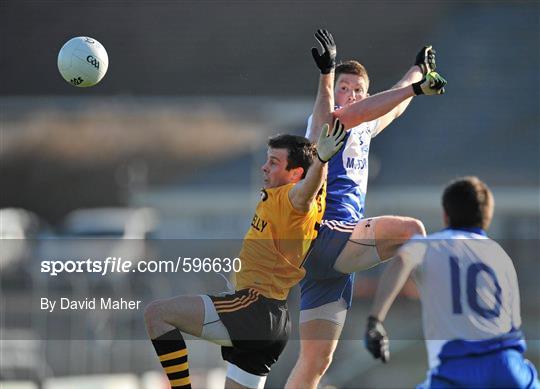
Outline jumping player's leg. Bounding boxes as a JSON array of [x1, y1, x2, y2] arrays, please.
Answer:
[[144, 295, 239, 388], [145, 295, 205, 339], [289, 224, 356, 388], [210, 289, 288, 389], [334, 216, 426, 273], [144, 295, 205, 389], [286, 299, 347, 389]]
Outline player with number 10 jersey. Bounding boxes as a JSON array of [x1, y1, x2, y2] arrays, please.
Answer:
[[366, 177, 539, 388]]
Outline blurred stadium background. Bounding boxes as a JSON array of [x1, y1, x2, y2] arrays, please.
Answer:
[[1, 1, 538, 388]]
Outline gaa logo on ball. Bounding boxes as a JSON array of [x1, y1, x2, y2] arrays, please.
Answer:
[[57, 36, 109, 87]]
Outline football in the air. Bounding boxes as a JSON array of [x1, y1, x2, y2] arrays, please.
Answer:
[[57, 36, 109, 87]]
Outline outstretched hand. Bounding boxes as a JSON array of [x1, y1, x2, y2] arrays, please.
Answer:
[[316, 119, 346, 163], [412, 71, 447, 95], [415, 45, 436, 75], [311, 29, 336, 74]]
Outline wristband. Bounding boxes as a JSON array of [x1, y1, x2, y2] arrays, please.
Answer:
[[317, 152, 329, 163], [412, 82, 424, 96]]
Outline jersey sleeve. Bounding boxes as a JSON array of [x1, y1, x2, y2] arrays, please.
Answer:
[[367, 118, 382, 139], [398, 235, 427, 269], [305, 114, 313, 138]]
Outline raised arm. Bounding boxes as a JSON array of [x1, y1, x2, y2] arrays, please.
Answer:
[[306, 29, 336, 142], [289, 120, 345, 212], [335, 69, 446, 130], [373, 46, 437, 133]]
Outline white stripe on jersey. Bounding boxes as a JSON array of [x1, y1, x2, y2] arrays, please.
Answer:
[[322, 220, 356, 233]]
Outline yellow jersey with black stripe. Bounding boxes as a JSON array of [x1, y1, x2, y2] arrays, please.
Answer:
[[235, 182, 325, 300]]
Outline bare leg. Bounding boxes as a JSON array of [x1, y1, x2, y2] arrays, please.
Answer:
[[373, 216, 426, 260], [285, 319, 343, 389], [144, 295, 205, 389], [334, 216, 426, 273], [144, 295, 205, 339]]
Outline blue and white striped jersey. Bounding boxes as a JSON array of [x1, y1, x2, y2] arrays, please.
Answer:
[[306, 114, 379, 222], [401, 228, 523, 369]]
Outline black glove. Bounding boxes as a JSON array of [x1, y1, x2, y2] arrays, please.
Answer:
[[415, 45, 436, 75], [412, 71, 447, 96], [311, 29, 336, 74], [365, 315, 390, 363]]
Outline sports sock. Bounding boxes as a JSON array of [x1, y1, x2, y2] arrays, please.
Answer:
[[151, 329, 191, 388]]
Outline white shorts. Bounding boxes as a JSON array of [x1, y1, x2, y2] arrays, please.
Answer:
[[200, 294, 232, 347], [299, 298, 348, 326]]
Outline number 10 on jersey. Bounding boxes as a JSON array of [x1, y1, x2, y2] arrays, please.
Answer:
[[449, 256, 502, 319]]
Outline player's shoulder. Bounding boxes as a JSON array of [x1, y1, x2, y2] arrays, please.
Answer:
[[263, 183, 295, 199], [399, 234, 429, 264], [262, 183, 300, 213], [427, 230, 455, 239], [400, 230, 462, 264], [430, 228, 492, 242]]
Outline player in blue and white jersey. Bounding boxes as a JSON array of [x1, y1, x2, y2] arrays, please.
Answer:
[[365, 176, 539, 388], [286, 29, 447, 388]]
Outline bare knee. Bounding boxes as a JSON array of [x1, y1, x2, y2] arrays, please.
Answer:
[[375, 215, 425, 240], [298, 341, 335, 377], [374, 216, 426, 260], [402, 217, 426, 238], [144, 299, 166, 335]]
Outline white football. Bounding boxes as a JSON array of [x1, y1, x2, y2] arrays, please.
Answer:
[[57, 36, 109, 87]]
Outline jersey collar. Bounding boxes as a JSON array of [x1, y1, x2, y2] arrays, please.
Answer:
[[444, 227, 487, 236]]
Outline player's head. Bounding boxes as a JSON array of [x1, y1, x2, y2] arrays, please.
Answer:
[[335, 60, 370, 107], [442, 176, 495, 231], [261, 134, 316, 189]]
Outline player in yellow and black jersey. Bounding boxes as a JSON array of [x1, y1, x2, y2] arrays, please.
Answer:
[[144, 120, 345, 389], [236, 176, 325, 301]]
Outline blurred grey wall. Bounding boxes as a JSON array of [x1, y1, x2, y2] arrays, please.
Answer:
[[2, 1, 450, 95]]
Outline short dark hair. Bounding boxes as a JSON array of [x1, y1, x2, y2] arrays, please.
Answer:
[[335, 60, 370, 87], [267, 134, 316, 179], [442, 176, 494, 230]]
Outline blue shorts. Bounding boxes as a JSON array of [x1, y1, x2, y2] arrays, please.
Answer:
[[418, 349, 539, 389], [300, 223, 354, 311]]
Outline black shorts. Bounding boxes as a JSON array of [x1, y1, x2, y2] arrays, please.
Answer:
[[209, 288, 290, 376]]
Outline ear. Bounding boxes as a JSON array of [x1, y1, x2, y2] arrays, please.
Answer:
[[292, 167, 304, 182]]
